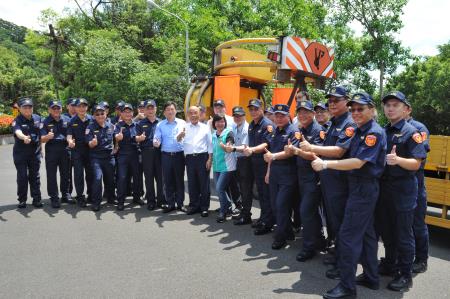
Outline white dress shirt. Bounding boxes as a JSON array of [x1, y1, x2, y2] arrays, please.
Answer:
[[183, 121, 213, 155]]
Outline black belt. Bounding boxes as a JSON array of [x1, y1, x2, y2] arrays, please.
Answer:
[[162, 151, 184, 156], [186, 152, 208, 157]]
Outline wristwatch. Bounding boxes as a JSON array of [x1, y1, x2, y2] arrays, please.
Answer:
[[232, 146, 237, 152]]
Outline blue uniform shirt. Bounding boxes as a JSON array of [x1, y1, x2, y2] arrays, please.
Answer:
[[293, 120, 325, 169], [407, 118, 430, 170], [383, 119, 427, 178], [153, 118, 185, 153], [12, 113, 42, 151], [110, 115, 120, 125], [265, 123, 298, 172], [114, 120, 138, 154], [248, 116, 273, 156], [85, 120, 115, 159], [40, 114, 70, 146], [323, 111, 356, 159], [67, 114, 92, 151], [348, 119, 387, 178], [136, 117, 160, 149]]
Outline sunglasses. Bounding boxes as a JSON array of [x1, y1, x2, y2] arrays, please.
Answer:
[[94, 112, 105, 116], [349, 107, 368, 113]]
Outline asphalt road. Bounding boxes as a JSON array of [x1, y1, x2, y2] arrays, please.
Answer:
[[0, 144, 449, 298]]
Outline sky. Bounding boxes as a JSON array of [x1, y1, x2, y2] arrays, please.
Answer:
[[0, 0, 449, 57]]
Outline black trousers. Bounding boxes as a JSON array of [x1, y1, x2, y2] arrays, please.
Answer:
[[142, 147, 165, 205], [161, 151, 185, 208], [236, 156, 254, 216], [185, 153, 210, 211]]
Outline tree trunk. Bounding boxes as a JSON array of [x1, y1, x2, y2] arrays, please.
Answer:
[[379, 63, 385, 101]]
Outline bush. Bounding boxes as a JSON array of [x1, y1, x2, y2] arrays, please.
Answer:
[[0, 114, 14, 135]]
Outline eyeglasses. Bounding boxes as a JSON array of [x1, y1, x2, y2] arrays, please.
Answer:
[[94, 112, 105, 116], [350, 107, 368, 113]]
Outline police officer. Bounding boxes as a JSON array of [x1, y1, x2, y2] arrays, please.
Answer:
[[243, 98, 275, 235], [67, 98, 93, 207], [136, 99, 165, 210], [377, 91, 427, 291], [264, 107, 275, 123], [64, 98, 77, 118], [299, 86, 356, 279], [312, 93, 387, 299], [40, 100, 72, 208], [314, 102, 331, 130], [263, 104, 298, 250], [405, 103, 430, 274], [86, 104, 116, 211], [114, 103, 144, 210], [12, 98, 43, 208], [97, 101, 110, 120], [285, 100, 326, 261], [111, 101, 125, 125]]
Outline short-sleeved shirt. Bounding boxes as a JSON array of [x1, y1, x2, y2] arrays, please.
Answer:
[[348, 119, 387, 178], [12, 113, 42, 153], [40, 115, 70, 147], [383, 119, 427, 178], [85, 120, 115, 159], [212, 128, 236, 172], [248, 116, 272, 157], [67, 114, 92, 151], [153, 118, 186, 153], [265, 123, 298, 174], [114, 120, 138, 154], [323, 111, 356, 159], [136, 118, 160, 149], [407, 118, 430, 170], [232, 121, 249, 158], [292, 120, 325, 169]]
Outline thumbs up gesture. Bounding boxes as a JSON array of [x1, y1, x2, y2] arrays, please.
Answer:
[[311, 155, 325, 172], [177, 127, 186, 142], [90, 134, 98, 147], [386, 145, 398, 165], [299, 135, 312, 152], [68, 138, 76, 148], [136, 131, 146, 143], [263, 148, 273, 163], [47, 129, 55, 140], [23, 135, 31, 144], [243, 144, 253, 157], [284, 139, 296, 155], [116, 127, 124, 141]]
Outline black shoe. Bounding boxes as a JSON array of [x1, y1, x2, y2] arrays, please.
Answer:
[[272, 240, 287, 250], [107, 198, 117, 205], [387, 274, 412, 292], [355, 273, 380, 290], [296, 251, 316, 262], [412, 260, 427, 273], [254, 225, 272, 235], [326, 267, 340, 280], [251, 219, 262, 228], [117, 202, 124, 211], [51, 199, 61, 209], [133, 198, 145, 205], [66, 197, 76, 204], [177, 206, 188, 213], [378, 258, 397, 276], [186, 207, 200, 215], [323, 255, 337, 265], [231, 207, 241, 217], [61, 197, 68, 204], [147, 203, 156, 211], [162, 206, 176, 213], [201, 211, 209, 217], [323, 283, 356, 299], [17, 202, 27, 209], [77, 196, 87, 208], [293, 226, 301, 233], [91, 205, 100, 212], [216, 213, 226, 223], [32, 201, 43, 208], [156, 201, 166, 209], [86, 197, 93, 204], [234, 216, 252, 225]]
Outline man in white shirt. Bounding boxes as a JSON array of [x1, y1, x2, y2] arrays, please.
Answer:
[[178, 106, 213, 217]]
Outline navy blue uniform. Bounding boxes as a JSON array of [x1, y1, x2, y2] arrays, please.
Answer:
[[407, 118, 430, 263], [320, 111, 356, 263], [85, 120, 116, 207], [338, 119, 386, 290], [110, 115, 120, 125], [292, 121, 326, 253], [41, 115, 71, 202], [377, 119, 427, 277], [12, 114, 42, 203], [136, 117, 165, 206], [114, 120, 140, 204], [265, 123, 298, 242], [248, 116, 274, 227], [67, 114, 93, 200]]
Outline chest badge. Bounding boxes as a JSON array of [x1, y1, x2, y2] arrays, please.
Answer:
[[295, 132, 302, 140], [319, 131, 326, 140], [267, 125, 273, 133]]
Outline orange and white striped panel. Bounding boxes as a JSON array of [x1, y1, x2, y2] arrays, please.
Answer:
[[281, 36, 335, 79]]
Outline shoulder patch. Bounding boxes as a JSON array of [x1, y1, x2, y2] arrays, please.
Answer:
[[412, 132, 423, 144], [365, 135, 377, 147], [345, 126, 355, 137], [319, 130, 326, 140], [267, 125, 273, 133], [421, 131, 427, 141], [295, 131, 302, 140]]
